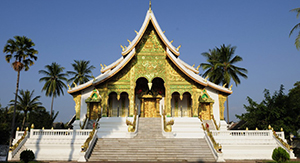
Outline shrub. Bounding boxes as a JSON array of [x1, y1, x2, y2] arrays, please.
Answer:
[[20, 149, 35, 163], [272, 147, 290, 163]]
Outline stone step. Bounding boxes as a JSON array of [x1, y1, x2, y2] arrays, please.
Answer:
[[88, 117, 215, 162]]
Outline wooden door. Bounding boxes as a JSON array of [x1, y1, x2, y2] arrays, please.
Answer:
[[144, 98, 156, 117]]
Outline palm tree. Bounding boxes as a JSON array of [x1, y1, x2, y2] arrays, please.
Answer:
[[9, 90, 45, 130], [67, 60, 95, 86], [200, 44, 248, 122], [3, 36, 38, 146], [200, 48, 223, 84], [39, 62, 68, 117], [289, 8, 300, 50]]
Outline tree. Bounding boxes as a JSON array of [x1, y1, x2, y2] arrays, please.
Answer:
[[3, 36, 38, 146], [9, 90, 45, 130], [236, 82, 300, 139], [199, 48, 223, 84], [67, 60, 95, 86], [39, 62, 68, 117], [28, 109, 59, 129], [200, 44, 248, 122], [289, 8, 300, 50]]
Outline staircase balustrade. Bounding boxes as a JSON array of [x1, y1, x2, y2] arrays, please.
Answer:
[[8, 128, 29, 159], [202, 123, 225, 162], [211, 115, 220, 130], [80, 114, 89, 129], [78, 123, 98, 162]]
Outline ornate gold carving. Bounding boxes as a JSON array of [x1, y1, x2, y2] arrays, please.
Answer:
[[73, 82, 77, 87], [73, 94, 81, 120], [81, 123, 97, 152], [126, 109, 137, 132], [100, 64, 104, 70], [229, 85, 233, 90], [218, 94, 227, 120], [205, 76, 209, 82], [196, 65, 200, 71], [67, 84, 71, 90], [273, 130, 291, 150], [163, 111, 174, 132], [222, 83, 227, 88], [202, 123, 222, 153], [10, 129, 28, 151], [176, 45, 181, 51], [120, 45, 125, 51]]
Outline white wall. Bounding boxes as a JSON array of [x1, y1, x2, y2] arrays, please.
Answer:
[[80, 87, 94, 121], [206, 87, 220, 125]]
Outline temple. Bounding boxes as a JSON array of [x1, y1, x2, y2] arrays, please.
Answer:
[[8, 5, 295, 162], [68, 5, 231, 129]]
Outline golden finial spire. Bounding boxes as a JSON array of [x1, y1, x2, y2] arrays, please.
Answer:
[[149, 0, 152, 12]]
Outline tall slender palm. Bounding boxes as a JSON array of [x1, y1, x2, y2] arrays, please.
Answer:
[[39, 62, 68, 117], [67, 60, 95, 86], [9, 90, 45, 130], [3, 36, 38, 146], [289, 8, 300, 50], [200, 44, 248, 122]]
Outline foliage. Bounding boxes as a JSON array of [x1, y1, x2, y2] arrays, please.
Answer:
[[9, 90, 45, 130], [236, 82, 300, 139], [200, 44, 248, 87], [39, 62, 68, 117], [272, 147, 290, 163], [0, 105, 23, 145], [289, 8, 300, 50], [67, 60, 95, 86], [20, 149, 35, 163], [3, 36, 38, 72], [28, 110, 58, 129]]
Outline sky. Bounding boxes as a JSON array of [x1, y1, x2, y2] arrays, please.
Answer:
[[0, 1, 300, 123]]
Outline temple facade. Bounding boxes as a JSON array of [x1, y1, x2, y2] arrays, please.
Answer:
[[8, 5, 295, 162], [68, 7, 232, 129]]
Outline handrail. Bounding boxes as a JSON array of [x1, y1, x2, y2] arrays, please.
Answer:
[[81, 123, 98, 152], [211, 115, 220, 130], [9, 128, 29, 158], [202, 123, 222, 153], [272, 130, 290, 151], [211, 130, 272, 137], [80, 114, 88, 129], [202, 123, 225, 162], [78, 123, 98, 162]]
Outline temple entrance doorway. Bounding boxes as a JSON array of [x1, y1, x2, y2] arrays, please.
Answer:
[[135, 77, 165, 117]]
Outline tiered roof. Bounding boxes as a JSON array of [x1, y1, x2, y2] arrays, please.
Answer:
[[68, 8, 232, 95]]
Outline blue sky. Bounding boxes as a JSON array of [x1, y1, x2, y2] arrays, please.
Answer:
[[1, 1, 299, 123]]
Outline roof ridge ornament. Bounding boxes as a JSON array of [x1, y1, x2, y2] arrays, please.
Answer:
[[149, 0, 152, 13]]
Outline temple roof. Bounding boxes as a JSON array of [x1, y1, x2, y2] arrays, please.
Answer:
[[68, 8, 233, 95], [121, 9, 180, 57]]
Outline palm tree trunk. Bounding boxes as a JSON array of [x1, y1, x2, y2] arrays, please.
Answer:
[[21, 111, 27, 131], [9, 70, 20, 148], [50, 95, 54, 117]]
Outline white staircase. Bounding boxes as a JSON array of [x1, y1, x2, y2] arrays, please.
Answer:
[[97, 117, 136, 138], [88, 118, 216, 162], [170, 117, 205, 138]]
